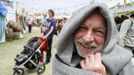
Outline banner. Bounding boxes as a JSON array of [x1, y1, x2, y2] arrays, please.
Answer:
[[124, 0, 127, 7], [0, 3, 8, 17]]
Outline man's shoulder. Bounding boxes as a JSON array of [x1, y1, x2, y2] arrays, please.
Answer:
[[121, 19, 133, 27], [123, 19, 132, 23], [119, 60, 134, 75]]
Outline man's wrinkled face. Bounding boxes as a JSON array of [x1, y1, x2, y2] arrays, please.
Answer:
[[74, 12, 106, 58]]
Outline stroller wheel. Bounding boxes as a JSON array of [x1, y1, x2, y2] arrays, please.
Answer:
[[37, 65, 46, 74], [13, 68, 24, 75]]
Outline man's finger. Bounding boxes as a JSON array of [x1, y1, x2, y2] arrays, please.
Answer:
[[95, 52, 102, 63], [88, 54, 95, 62], [80, 60, 86, 69]]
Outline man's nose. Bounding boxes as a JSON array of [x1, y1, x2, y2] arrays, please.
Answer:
[[83, 30, 94, 42]]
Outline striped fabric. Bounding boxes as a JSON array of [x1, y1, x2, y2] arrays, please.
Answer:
[[0, 14, 6, 43]]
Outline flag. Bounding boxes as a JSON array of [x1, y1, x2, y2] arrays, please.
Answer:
[[124, 0, 127, 7], [116, 3, 120, 10], [91, 0, 95, 4]]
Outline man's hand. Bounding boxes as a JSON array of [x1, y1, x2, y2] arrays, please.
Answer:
[[80, 53, 106, 75]]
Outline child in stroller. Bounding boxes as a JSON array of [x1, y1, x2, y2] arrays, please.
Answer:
[[13, 36, 48, 75]]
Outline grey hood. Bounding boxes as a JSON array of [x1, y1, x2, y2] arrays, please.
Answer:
[[53, 3, 133, 75]]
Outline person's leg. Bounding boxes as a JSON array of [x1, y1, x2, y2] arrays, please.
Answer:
[[46, 38, 52, 63], [29, 25, 32, 33], [28, 25, 30, 33], [41, 28, 42, 33]]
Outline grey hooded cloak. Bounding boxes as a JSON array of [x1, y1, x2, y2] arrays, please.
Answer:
[[52, 3, 134, 75]]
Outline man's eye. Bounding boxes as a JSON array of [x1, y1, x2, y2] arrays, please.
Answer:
[[80, 27, 86, 30], [78, 26, 88, 31], [94, 30, 105, 36]]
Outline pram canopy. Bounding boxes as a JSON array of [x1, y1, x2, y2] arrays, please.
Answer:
[[15, 37, 42, 69]]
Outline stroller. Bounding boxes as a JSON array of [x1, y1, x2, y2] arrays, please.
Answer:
[[13, 37, 49, 75]]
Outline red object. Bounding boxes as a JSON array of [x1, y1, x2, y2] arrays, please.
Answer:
[[39, 37, 49, 63]]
